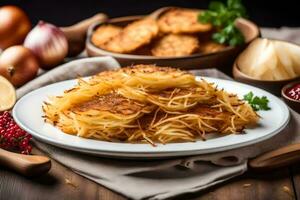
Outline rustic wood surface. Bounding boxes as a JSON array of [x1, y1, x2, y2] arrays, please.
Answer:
[[292, 166, 300, 200], [0, 147, 299, 200]]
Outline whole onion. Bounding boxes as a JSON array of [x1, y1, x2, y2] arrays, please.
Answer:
[[0, 46, 39, 87], [0, 6, 31, 50], [24, 21, 68, 70]]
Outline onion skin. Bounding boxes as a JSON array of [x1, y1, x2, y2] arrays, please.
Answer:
[[0, 6, 31, 50], [0, 46, 39, 87], [24, 21, 68, 70]]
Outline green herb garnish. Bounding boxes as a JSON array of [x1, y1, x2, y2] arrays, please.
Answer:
[[243, 92, 271, 111], [198, 0, 247, 46]]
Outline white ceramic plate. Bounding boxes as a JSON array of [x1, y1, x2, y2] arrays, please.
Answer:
[[13, 77, 290, 158]]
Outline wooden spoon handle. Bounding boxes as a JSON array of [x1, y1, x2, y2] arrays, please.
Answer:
[[60, 13, 108, 56], [61, 13, 108, 35], [249, 143, 300, 171], [148, 7, 175, 19], [0, 148, 51, 177]]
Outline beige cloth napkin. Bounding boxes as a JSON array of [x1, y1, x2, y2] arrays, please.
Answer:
[[261, 27, 300, 44], [15, 56, 300, 200]]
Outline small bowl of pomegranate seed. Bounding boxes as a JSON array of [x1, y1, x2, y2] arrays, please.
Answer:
[[282, 81, 300, 113]]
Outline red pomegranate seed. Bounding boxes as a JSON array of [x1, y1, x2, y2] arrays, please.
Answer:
[[0, 111, 32, 154]]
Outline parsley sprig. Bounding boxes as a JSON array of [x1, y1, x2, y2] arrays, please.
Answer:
[[243, 92, 271, 111], [198, 0, 247, 46]]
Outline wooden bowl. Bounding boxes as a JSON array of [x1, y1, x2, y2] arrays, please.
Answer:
[[86, 7, 259, 71], [281, 81, 300, 113], [233, 62, 300, 96]]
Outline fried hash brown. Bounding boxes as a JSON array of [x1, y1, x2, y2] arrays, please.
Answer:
[[158, 8, 212, 34], [151, 34, 199, 57], [120, 64, 181, 74], [44, 64, 259, 143], [89, 8, 228, 57], [200, 41, 226, 54], [72, 93, 148, 115], [91, 25, 122, 47], [91, 64, 186, 82], [102, 18, 159, 53]]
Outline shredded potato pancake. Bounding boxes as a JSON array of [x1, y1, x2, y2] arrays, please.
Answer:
[[43, 65, 259, 145], [157, 8, 212, 34]]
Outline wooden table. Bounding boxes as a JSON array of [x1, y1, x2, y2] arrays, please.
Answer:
[[0, 147, 299, 200]]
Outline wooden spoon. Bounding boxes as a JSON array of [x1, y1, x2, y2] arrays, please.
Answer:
[[0, 148, 51, 177], [249, 143, 300, 171], [148, 6, 175, 19], [60, 13, 108, 57]]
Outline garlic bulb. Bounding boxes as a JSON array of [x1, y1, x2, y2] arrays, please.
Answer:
[[24, 21, 68, 70]]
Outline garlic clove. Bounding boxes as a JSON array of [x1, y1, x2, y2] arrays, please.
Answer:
[[249, 39, 276, 79], [238, 38, 268, 76], [284, 42, 300, 75], [273, 41, 297, 78]]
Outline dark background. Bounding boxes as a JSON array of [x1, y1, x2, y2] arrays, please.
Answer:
[[1, 0, 300, 27]]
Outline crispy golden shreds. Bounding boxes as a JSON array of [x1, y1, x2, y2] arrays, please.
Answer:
[[91, 65, 190, 82], [71, 93, 145, 115], [102, 18, 159, 53], [200, 41, 227, 54], [158, 8, 212, 34], [91, 25, 122, 47], [120, 64, 184, 74], [90, 70, 119, 82], [151, 34, 199, 57]]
